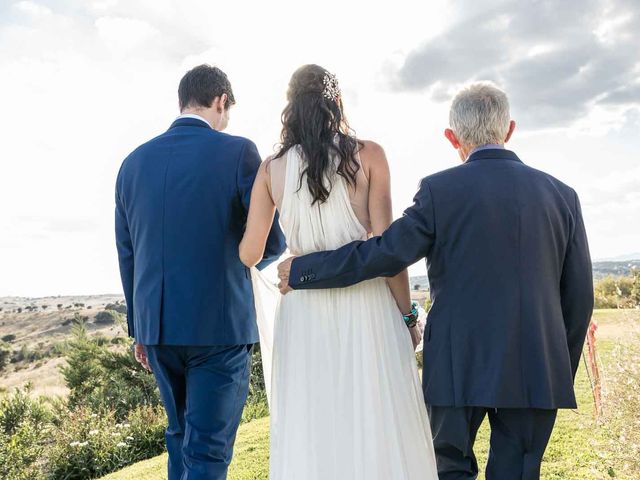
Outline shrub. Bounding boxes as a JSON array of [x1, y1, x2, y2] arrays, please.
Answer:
[[632, 268, 640, 307], [46, 405, 166, 480], [11, 345, 44, 364], [241, 345, 270, 423], [0, 386, 52, 480], [61, 321, 160, 420], [0, 422, 47, 480], [2, 334, 16, 343], [0, 385, 52, 436], [0, 345, 10, 372], [94, 309, 120, 325], [105, 302, 128, 315], [594, 276, 636, 309]]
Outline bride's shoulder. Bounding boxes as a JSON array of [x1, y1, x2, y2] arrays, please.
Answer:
[[356, 139, 389, 172]]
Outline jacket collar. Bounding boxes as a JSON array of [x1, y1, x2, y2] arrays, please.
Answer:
[[465, 148, 522, 164], [169, 117, 213, 130]]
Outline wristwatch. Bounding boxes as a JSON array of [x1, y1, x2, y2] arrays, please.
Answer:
[[403, 302, 419, 328]]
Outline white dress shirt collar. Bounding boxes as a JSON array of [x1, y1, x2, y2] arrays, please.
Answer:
[[176, 113, 212, 128]]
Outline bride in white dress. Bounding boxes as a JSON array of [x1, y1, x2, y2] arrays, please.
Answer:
[[240, 64, 438, 480]]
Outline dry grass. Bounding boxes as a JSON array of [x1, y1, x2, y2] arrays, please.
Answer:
[[0, 294, 125, 397]]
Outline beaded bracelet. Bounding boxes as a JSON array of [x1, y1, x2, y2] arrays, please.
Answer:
[[403, 302, 419, 328]]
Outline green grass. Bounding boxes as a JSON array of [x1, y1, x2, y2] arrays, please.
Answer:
[[100, 417, 270, 480], [102, 310, 639, 480]]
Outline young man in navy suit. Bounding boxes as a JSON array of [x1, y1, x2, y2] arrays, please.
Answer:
[[115, 65, 286, 480], [277, 83, 593, 480]]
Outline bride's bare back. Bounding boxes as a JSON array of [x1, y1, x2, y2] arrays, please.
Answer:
[[239, 139, 414, 322]]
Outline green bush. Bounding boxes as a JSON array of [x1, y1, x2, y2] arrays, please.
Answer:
[[0, 386, 52, 480], [11, 345, 46, 364], [61, 319, 160, 420], [2, 334, 16, 343], [241, 345, 270, 423], [95, 310, 120, 325], [0, 385, 52, 436], [105, 302, 128, 315], [46, 405, 166, 480], [594, 275, 637, 309], [0, 344, 10, 372], [0, 422, 47, 480]]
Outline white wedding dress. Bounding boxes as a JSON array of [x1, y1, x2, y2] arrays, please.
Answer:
[[253, 145, 438, 480]]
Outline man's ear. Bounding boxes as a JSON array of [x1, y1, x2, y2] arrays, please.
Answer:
[[217, 93, 228, 114], [504, 120, 516, 143], [444, 128, 461, 149]]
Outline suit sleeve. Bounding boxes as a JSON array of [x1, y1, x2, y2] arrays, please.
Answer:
[[290, 178, 436, 290], [237, 140, 287, 270], [560, 190, 594, 379], [115, 171, 135, 339]]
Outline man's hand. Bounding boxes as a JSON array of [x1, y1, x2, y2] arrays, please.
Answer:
[[134, 343, 152, 372], [277, 256, 296, 294], [409, 325, 423, 351]]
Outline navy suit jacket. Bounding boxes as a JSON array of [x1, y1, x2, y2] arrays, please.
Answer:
[[116, 118, 286, 346], [290, 149, 593, 409]]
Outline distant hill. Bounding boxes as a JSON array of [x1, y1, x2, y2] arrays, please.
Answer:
[[410, 258, 640, 289], [591, 259, 640, 280], [597, 253, 640, 262], [0, 294, 126, 397]]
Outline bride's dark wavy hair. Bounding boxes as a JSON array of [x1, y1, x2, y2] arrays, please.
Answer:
[[272, 64, 362, 205]]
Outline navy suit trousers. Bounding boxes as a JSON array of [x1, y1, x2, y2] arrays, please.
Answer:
[[428, 406, 557, 480], [145, 344, 252, 480]]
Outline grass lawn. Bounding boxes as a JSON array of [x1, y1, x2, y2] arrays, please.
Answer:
[[101, 416, 270, 480], [102, 310, 639, 480]]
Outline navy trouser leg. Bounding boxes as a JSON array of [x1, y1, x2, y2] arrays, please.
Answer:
[[146, 344, 252, 480], [181, 345, 252, 480], [146, 345, 187, 480], [428, 406, 487, 480], [485, 408, 557, 480]]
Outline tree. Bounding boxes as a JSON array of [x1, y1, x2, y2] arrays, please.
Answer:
[[60, 317, 160, 420]]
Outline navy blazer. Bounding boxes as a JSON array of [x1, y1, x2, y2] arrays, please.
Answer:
[[290, 149, 593, 409], [116, 118, 286, 346]]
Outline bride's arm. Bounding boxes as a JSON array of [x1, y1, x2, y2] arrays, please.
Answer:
[[364, 142, 412, 315], [240, 161, 278, 268]]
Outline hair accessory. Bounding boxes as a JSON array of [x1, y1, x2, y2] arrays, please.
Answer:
[[322, 72, 341, 102]]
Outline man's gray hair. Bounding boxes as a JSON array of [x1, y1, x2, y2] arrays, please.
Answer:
[[449, 83, 511, 147]]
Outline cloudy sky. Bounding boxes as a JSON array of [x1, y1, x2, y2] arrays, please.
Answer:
[[1, 0, 639, 296]]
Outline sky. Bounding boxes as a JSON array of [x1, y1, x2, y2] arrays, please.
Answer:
[[0, 0, 639, 297]]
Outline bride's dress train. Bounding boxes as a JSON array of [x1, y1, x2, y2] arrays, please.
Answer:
[[254, 146, 439, 480]]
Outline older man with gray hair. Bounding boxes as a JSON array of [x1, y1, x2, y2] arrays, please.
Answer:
[[277, 82, 593, 479]]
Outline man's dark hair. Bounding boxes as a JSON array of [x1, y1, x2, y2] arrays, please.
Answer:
[[178, 64, 236, 112]]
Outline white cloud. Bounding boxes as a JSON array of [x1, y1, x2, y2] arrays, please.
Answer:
[[14, 1, 52, 16], [0, 0, 638, 296], [95, 16, 158, 53]]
